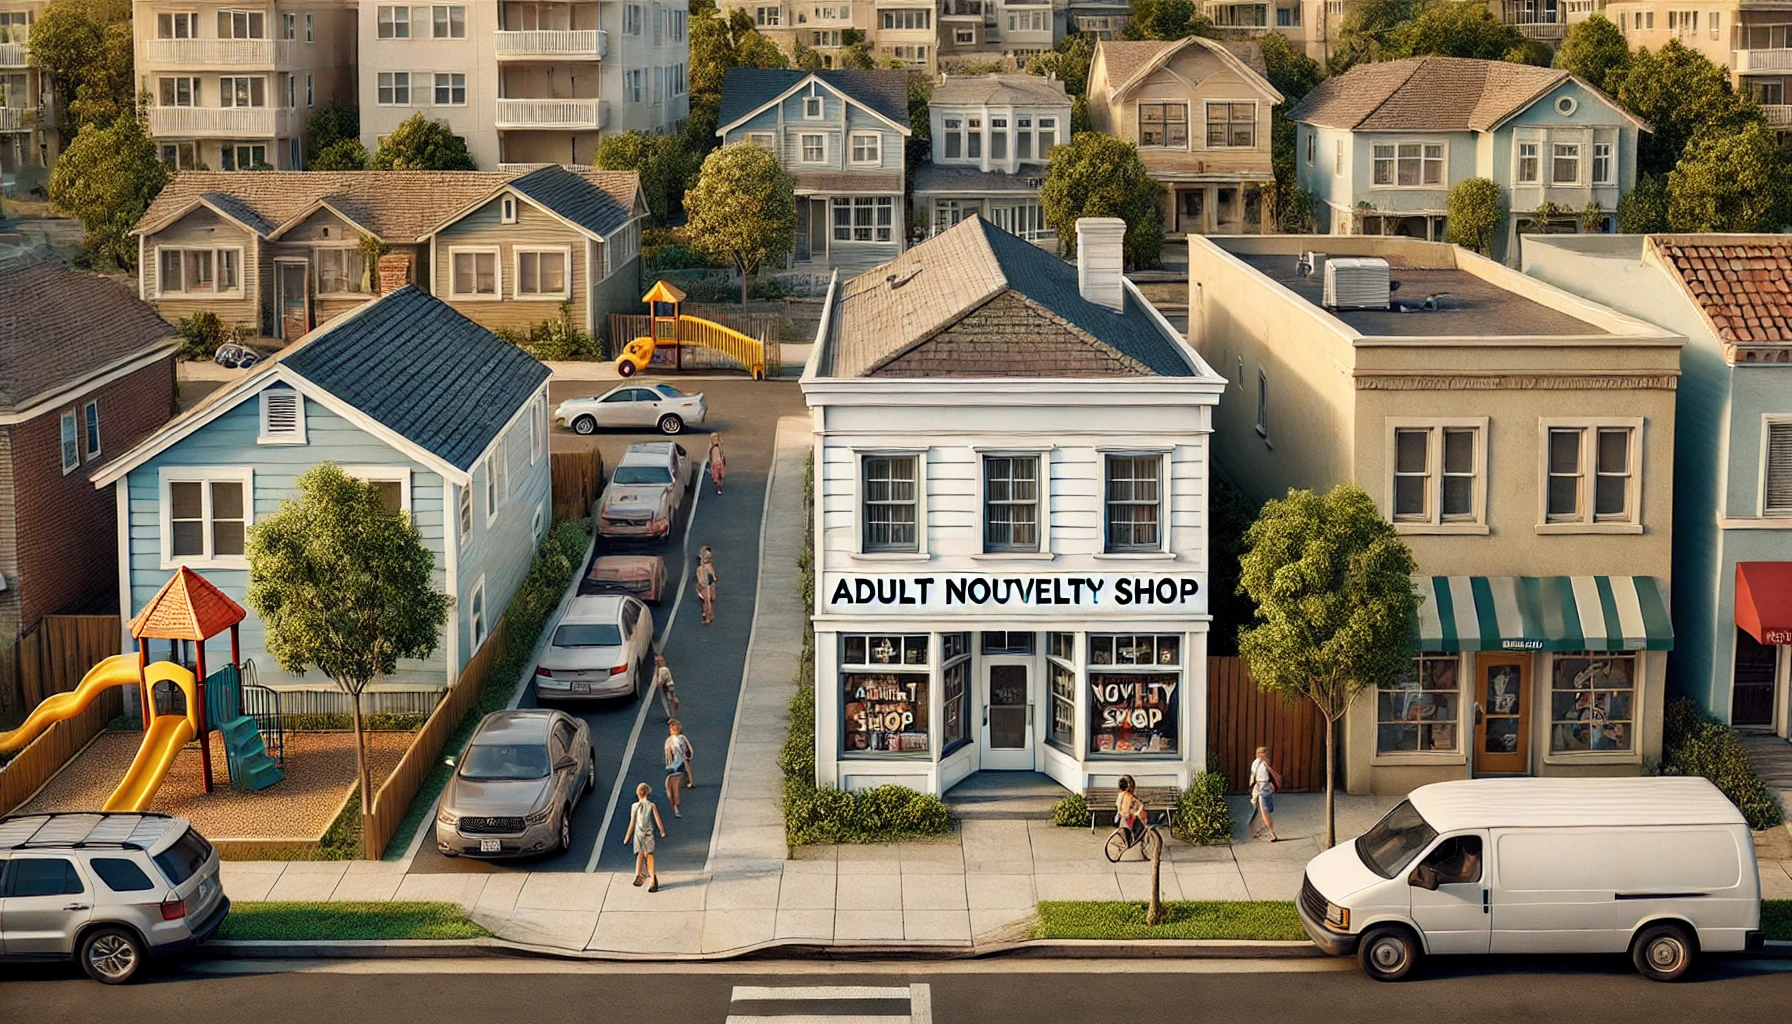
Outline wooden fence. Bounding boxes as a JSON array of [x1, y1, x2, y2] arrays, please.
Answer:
[[550, 448, 605, 523], [362, 616, 509, 860], [1206, 656, 1327, 793], [1, 615, 124, 715], [0, 691, 122, 815]]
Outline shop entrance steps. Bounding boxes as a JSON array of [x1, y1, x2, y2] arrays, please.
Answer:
[[943, 771, 1070, 820]]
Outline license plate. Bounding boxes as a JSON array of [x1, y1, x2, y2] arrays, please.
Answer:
[[480, 838, 501, 853], [572, 683, 591, 694]]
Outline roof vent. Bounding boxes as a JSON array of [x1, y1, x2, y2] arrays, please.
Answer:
[[1323, 257, 1392, 311], [887, 266, 924, 290]]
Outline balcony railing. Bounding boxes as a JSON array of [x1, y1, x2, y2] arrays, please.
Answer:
[[0, 38, 25, 67], [495, 97, 607, 129], [147, 106, 280, 137], [1762, 104, 1792, 126], [495, 28, 608, 60], [0, 106, 33, 132], [140, 37, 295, 67], [1736, 48, 1792, 72]]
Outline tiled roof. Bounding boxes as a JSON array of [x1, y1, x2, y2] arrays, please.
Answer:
[[281, 288, 551, 470], [717, 68, 912, 130], [820, 216, 1194, 378], [1649, 235, 1792, 345], [911, 164, 1045, 194], [932, 73, 1069, 107], [0, 249, 177, 413], [1097, 40, 1174, 92], [1097, 37, 1277, 100], [509, 165, 639, 237], [200, 192, 276, 235], [793, 170, 904, 194], [1287, 57, 1613, 132], [129, 566, 246, 641]]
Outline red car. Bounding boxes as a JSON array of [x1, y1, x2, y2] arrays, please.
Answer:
[[581, 555, 668, 604]]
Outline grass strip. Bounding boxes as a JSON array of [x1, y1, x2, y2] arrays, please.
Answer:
[[1763, 900, 1792, 941], [216, 902, 490, 941], [1031, 900, 1306, 941]]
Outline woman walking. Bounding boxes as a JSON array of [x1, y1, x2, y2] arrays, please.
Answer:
[[1248, 746, 1282, 842], [707, 433, 726, 496], [664, 719, 695, 816], [622, 782, 667, 891], [695, 546, 718, 625], [653, 654, 679, 721]]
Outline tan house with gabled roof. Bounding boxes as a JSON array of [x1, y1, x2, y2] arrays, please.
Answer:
[[1085, 36, 1281, 238]]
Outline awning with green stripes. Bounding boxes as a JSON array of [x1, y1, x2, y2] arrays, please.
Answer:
[[1413, 576, 1673, 653]]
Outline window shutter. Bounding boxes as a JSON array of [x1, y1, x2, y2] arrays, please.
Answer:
[[1767, 422, 1792, 515], [260, 389, 305, 442]]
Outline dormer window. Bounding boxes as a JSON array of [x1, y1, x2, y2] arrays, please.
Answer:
[[804, 94, 823, 118]]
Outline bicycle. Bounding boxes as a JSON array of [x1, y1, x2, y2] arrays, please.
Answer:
[[1104, 819, 1164, 863]]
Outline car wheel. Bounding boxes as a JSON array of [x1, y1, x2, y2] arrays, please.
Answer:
[[585, 749, 597, 794], [617, 361, 637, 378], [1632, 922, 1698, 982], [572, 415, 597, 436], [556, 807, 573, 854], [1357, 925, 1420, 982], [658, 413, 684, 435], [79, 926, 145, 985]]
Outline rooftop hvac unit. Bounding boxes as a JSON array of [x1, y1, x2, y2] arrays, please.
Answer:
[[1323, 256, 1392, 311]]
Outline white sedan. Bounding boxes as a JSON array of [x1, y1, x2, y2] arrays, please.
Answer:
[[554, 384, 707, 436]]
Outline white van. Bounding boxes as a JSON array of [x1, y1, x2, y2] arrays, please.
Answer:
[[1298, 777, 1762, 982]]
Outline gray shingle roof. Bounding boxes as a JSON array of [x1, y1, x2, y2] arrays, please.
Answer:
[[911, 164, 1045, 195], [1286, 57, 1635, 132], [509, 165, 639, 237], [820, 216, 1194, 378], [931, 73, 1069, 107], [718, 68, 912, 130], [199, 192, 276, 235], [794, 170, 904, 194], [0, 250, 177, 413], [281, 287, 551, 470]]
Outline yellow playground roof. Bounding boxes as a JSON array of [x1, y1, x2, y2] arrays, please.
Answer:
[[642, 280, 686, 305]]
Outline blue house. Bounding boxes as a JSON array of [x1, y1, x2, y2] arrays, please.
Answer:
[[94, 287, 553, 714], [716, 68, 912, 275], [1522, 233, 1792, 733], [1289, 57, 1649, 263]]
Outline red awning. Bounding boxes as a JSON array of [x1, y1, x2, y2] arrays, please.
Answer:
[[1736, 562, 1792, 645]]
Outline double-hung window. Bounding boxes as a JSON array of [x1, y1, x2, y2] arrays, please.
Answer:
[[377, 5, 410, 37], [800, 133, 824, 162], [850, 131, 880, 165], [433, 4, 466, 37], [966, 117, 982, 158], [752, 4, 779, 26], [982, 454, 1041, 553], [990, 117, 1007, 160], [315, 247, 365, 295], [1104, 454, 1162, 552], [943, 118, 961, 159], [1037, 116, 1056, 151], [1016, 116, 1033, 160], [1204, 102, 1255, 148], [162, 469, 253, 567], [1517, 141, 1539, 183], [1389, 422, 1485, 529], [434, 72, 466, 105], [1543, 421, 1640, 527], [516, 248, 568, 298], [861, 454, 919, 553], [451, 248, 499, 297], [377, 71, 410, 105], [1138, 102, 1186, 148], [485, 447, 507, 523], [1373, 142, 1444, 186], [59, 411, 78, 473], [1592, 141, 1613, 184], [83, 401, 101, 461], [1552, 142, 1580, 184], [627, 3, 646, 33], [457, 486, 473, 551]]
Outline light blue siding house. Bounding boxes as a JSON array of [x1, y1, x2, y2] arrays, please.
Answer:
[[716, 68, 913, 276], [1521, 233, 1792, 732], [94, 287, 553, 713], [1290, 57, 1649, 263]]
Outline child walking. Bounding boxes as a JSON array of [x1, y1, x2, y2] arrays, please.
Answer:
[[622, 782, 667, 891], [695, 546, 718, 625], [664, 720, 695, 817], [707, 433, 726, 495]]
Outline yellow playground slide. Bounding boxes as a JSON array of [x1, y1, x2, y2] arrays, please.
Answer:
[[0, 652, 200, 812]]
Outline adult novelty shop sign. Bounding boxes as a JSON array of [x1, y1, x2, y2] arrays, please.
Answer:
[[824, 573, 1201, 614]]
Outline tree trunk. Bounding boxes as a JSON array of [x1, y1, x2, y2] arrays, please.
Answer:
[[1324, 714, 1337, 850], [738, 257, 751, 313], [1145, 829, 1165, 925], [351, 689, 375, 860]]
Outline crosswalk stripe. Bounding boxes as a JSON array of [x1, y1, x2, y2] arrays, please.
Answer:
[[726, 984, 931, 1024]]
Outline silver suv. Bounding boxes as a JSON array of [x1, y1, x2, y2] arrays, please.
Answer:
[[0, 812, 229, 983]]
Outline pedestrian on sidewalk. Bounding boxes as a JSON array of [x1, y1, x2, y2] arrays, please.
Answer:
[[667, 717, 696, 789], [653, 653, 679, 721], [1115, 774, 1147, 846], [707, 433, 726, 495], [1248, 746, 1282, 842], [623, 782, 667, 891], [664, 719, 695, 816], [695, 546, 718, 625]]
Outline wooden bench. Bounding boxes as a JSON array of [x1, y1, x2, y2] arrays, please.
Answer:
[[1084, 785, 1180, 833]]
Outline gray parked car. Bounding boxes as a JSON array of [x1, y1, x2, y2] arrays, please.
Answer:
[[436, 709, 596, 859], [0, 812, 229, 983]]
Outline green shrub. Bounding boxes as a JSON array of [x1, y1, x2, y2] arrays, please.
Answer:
[[646, 242, 709, 274], [1660, 695, 1783, 830], [175, 311, 227, 360], [1173, 770, 1234, 845], [1051, 792, 1089, 828], [494, 304, 607, 361], [281, 712, 426, 732]]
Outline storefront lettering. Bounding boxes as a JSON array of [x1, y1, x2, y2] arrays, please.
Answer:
[[1767, 629, 1792, 645], [826, 573, 1200, 612]]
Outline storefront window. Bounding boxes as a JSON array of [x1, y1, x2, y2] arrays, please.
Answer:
[[842, 634, 929, 668], [942, 633, 971, 754], [842, 634, 931, 756], [1047, 634, 1075, 752], [1549, 652, 1636, 753], [1048, 632, 1074, 661], [1088, 634, 1179, 757], [982, 631, 1034, 655], [1377, 654, 1460, 754]]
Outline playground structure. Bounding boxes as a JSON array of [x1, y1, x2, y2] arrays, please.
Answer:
[[613, 280, 773, 379], [0, 568, 284, 813]]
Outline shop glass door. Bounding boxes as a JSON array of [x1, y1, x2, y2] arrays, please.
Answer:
[[1732, 627, 1778, 729], [982, 663, 1032, 770], [1474, 656, 1529, 775]]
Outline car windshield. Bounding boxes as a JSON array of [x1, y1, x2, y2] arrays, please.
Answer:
[[613, 466, 672, 485], [552, 622, 623, 648], [152, 828, 213, 887], [653, 385, 685, 398], [459, 742, 550, 781], [1355, 800, 1439, 879]]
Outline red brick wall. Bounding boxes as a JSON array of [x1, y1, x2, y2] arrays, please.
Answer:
[[10, 355, 177, 630]]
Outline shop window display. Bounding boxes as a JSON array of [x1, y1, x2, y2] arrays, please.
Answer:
[[1047, 632, 1076, 752], [942, 633, 971, 754], [841, 634, 931, 756], [1088, 634, 1179, 757], [1550, 653, 1636, 752], [1377, 654, 1460, 754]]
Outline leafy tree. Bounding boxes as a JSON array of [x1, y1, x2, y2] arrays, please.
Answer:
[[1612, 41, 1759, 177], [1071, 94, 1094, 135], [1260, 34, 1323, 231], [1260, 33, 1323, 106], [1330, 0, 1420, 71], [48, 105, 165, 268], [1578, 198, 1605, 233], [1024, 32, 1095, 97], [310, 138, 370, 171], [1389, 0, 1533, 62], [596, 130, 694, 225], [1237, 485, 1419, 849], [304, 102, 360, 166], [1667, 122, 1792, 232], [29, 0, 132, 133], [905, 70, 932, 180], [1503, 39, 1552, 66], [1122, 0, 1217, 40], [1445, 177, 1503, 254], [1554, 15, 1630, 92], [247, 464, 451, 860], [683, 141, 796, 311], [685, 6, 787, 156], [838, 29, 877, 69], [1040, 132, 1165, 267], [1618, 172, 1669, 233], [370, 113, 477, 170], [791, 39, 826, 71]]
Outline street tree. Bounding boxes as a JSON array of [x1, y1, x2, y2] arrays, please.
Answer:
[[310, 139, 370, 170], [28, 0, 132, 132], [684, 140, 796, 311], [247, 464, 451, 858], [1612, 40, 1759, 176], [1445, 177, 1504, 255], [597, 130, 695, 225], [1553, 15, 1630, 92], [1024, 33, 1095, 97], [48, 105, 165, 269], [370, 112, 477, 170], [1040, 132, 1165, 267], [1618, 173, 1670, 233], [685, 6, 787, 155], [1237, 485, 1419, 849], [1667, 122, 1792, 232]]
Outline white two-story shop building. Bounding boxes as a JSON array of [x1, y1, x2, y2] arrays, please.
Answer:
[[801, 215, 1228, 796]]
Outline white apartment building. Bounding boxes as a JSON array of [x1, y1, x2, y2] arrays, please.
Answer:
[[727, 0, 1062, 71], [359, 0, 690, 169], [135, 0, 358, 170], [0, 0, 58, 178]]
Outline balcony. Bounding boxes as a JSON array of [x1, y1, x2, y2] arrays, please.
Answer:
[[147, 106, 281, 137], [495, 97, 608, 129], [0, 106, 33, 132], [1762, 104, 1792, 125], [1736, 48, 1792, 73], [140, 37, 295, 68], [0, 38, 25, 67], [940, 0, 985, 17], [495, 28, 608, 60]]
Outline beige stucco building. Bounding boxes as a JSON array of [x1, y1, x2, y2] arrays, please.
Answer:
[[0, 0, 60, 180], [1605, 1, 1792, 127], [722, 0, 1060, 72], [1188, 234, 1684, 795]]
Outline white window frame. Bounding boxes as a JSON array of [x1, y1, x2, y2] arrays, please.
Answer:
[[1385, 418, 1489, 534], [59, 410, 78, 474], [531, 395, 546, 464], [1551, 142, 1581, 185], [432, 3, 466, 38], [1536, 417, 1644, 533], [854, 448, 928, 559], [848, 131, 881, 166], [625, 3, 644, 33], [514, 245, 572, 301], [747, 131, 774, 149], [82, 400, 101, 462], [1592, 141, 1613, 185], [1202, 99, 1257, 150], [1758, 416, 1792, 517], [155, 245, 245, 298], [1098, 449, 1171, 557], [158, 467, 255, 570], [305, 73, 314, 106], [1516, 139, 1540, 183], [257, 388, 307, 445], [973, 447, 1052, 558], [457, 484, 473, 552], [340, 465, 414, 513], [804, 93, 823, 118], [1371, 139, 1447, 189], [433, 71, 467, 106], [377, 71, 411, 106], [1373, 652, 1466, 764], [448, 245, 501, 300], [305, 12, 313, 40], [799, 132, 826, 164], [468, 574, 488, 649], [484, 447, 507, 525], [532, 499, 547, 542], [313, 245, 367, 297], [500, 195, 518, 224]]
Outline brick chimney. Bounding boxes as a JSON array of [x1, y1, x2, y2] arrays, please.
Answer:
[[1076, 217, 1126, 312], [378, 251, 414, 294]]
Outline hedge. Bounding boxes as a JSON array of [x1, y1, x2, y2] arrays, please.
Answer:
[[1659, 696, 1783, 830]]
